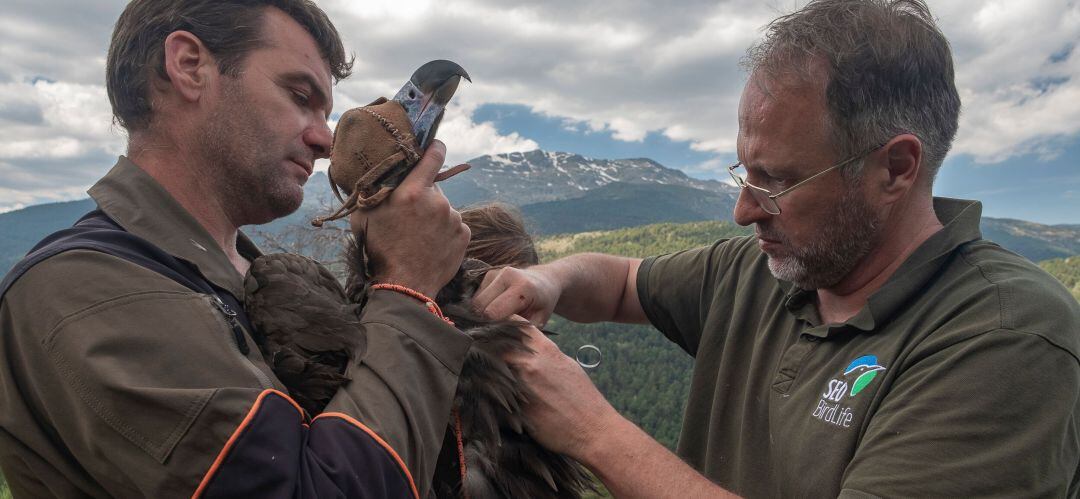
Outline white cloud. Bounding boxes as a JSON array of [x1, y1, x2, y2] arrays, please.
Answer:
[[318, 0, 763, 160], [0, 203, 26, 214], [956, 80, 1080, 163], [683, 156, 731, 181], [1, 0, 1078, 210], [0, 181, 93, 214], [937, 0, 1080, 162], [0, 78, 123, 206], [438, 102, 539, 165]]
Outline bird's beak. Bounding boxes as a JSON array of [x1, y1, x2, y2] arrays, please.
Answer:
[[392, 60, 471, 150]]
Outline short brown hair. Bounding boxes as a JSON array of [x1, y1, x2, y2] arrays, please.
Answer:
[[107, 0, 353, 132], [744, 0, 961, 182], [461, 203, 539, 268]]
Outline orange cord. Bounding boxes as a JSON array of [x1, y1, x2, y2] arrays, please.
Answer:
[[453, 406, 469, 499], [370, 283, 455, 326]]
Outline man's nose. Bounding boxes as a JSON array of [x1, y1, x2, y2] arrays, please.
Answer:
[[305, 120, 333, 160], [732, 187, 771, 227]]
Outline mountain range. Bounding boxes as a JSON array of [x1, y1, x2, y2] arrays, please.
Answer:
[[2, 149, 1079, 272], [440, 149, 737, 206]]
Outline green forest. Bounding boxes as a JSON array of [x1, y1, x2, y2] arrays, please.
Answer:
[[3, 220, 1079, 496]]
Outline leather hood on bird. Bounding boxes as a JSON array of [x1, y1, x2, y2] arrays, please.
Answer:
[[315, 97, 421, 226]]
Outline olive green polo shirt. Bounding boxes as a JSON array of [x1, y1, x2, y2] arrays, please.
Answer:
[[0, 157, 471, 497], [638, 197, 1080, 498]]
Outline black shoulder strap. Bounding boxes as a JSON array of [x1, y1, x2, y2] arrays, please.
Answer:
[[0, 209, 255, 353]]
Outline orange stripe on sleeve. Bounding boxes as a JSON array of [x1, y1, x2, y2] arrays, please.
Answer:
[[314, 412, 421, 499], [191, 389, 303, 499]]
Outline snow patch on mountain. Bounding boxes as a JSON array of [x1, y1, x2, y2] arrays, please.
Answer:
[[444, 149, 738, 206]]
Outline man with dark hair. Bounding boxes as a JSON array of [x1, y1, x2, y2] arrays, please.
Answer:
[[0, 1, 471, 497], [475, 0, 1080, 496]]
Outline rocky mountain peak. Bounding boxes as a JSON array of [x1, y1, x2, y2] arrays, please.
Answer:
[[445, 149, 737, 207]]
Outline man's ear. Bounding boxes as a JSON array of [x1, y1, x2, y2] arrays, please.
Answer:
[[878, 133, 923, 202], [161, 30, 215, 103]]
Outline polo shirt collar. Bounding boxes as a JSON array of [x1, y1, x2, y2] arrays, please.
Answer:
[[784, 197, 984, 336], [87, 156, 260, 298]]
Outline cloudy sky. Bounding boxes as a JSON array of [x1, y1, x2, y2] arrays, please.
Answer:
[[1, 0, 1078, 223]]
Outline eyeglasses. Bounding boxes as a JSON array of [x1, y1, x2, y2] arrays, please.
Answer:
[[727, 146, 880, 215]]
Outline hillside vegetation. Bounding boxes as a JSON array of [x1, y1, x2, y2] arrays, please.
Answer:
[[521, 183, 736, 235], [1040, 256, 1080, 301], [981, 217, 1080, 262], [539, 220, 752, 260]]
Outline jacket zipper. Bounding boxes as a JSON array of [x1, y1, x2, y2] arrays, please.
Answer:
[[211, 296, 249, 355], [209, 295, 275, 390]]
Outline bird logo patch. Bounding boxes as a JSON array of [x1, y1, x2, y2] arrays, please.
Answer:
[[811, 354, 887, 428], [843, 355, 886, 397]]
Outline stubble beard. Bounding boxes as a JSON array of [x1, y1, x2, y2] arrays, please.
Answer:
[[197, 78, 305, 226], [763, 180, 882, 290]]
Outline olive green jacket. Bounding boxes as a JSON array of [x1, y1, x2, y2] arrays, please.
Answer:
[[0, 157, 471, 497]]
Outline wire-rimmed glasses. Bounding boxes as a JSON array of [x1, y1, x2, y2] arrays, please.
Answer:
[[727, 147, 881, 215]]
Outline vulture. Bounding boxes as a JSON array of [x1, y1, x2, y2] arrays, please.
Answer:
[[243, 60, 594, 498]]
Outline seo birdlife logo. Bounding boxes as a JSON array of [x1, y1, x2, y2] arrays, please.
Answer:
[[843, 355, 887, 397], [812, 355, 886, 428]]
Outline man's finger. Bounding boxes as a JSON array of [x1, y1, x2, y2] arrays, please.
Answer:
[[478, 268, 500, 292], [473, 269, 507, 311], [484, 289, 532, 321], [526, 310, 550, 328], [400, 139, 446, 188]]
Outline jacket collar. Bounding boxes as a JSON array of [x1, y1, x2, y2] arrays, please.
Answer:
[[785, 197, 984, 336], [88, 156, 260, 298]]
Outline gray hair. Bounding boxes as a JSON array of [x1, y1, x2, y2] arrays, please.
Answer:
[[743, 0, 961, 183]]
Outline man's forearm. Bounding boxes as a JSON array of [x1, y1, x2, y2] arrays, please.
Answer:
[[581, 415, 738, 499], [325, 290, 472, 497], [545, 253, 645, 324]]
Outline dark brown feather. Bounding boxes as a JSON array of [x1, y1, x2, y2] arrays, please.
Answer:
[[243, 253, 364, 416], [431, 264, 594, 499], [244, 237, 594, 498]]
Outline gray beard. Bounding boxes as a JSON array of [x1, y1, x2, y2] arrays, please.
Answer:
[[765, 184, 882, 289]]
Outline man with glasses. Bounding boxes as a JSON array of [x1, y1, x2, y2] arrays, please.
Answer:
[[473, 0, 1080, 496]]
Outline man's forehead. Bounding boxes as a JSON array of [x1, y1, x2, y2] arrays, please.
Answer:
[[742, 70, 831, 123], [736, 71, 834, 169], [257, 8, 334, 92]]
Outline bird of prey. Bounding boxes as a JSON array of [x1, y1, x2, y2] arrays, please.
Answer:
[[245, 60, 594, 498], [392, 59, 471, 151], [312, 60, 472, 224]]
